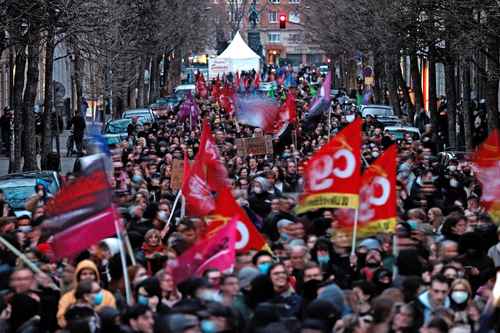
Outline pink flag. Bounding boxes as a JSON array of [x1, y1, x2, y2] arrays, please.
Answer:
[[49, 207, 120, 259], [167, 217, 237, 283]]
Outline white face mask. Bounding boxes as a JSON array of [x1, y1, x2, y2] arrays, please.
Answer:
[[448, 165, 457, 172], [346, 114, 355, 123], [158, 211, 167, 221], [451, 291, 468, 304], [450, 178, 459, 188]]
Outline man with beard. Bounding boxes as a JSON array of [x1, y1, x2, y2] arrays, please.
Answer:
[[359, 249, 383, 282]]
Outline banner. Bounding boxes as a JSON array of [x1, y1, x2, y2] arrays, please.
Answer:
[[296, 119, 362, 214], [472, 130, 500, 222], [167, 216, 236, 283], [235, 94, 281, 133], [235, 136, 273, 156], [171, 158, 193, 191], [206, 187, 268, 253], [357, 145, 397, 236]]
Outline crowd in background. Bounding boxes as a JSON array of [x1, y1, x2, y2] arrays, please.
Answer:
[[0, 66, 499, 333]]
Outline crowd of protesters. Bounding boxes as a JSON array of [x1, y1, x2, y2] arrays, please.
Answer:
[[0, 65, 499, 333]]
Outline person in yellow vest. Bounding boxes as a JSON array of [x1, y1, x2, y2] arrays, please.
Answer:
[[57, 259, 116, 328]]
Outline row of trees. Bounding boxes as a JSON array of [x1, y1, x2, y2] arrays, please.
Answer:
[[303, 0, 500, 150], [0, 0, 210, 172]]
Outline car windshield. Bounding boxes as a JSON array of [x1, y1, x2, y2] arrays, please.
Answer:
[[0, 179, 37, 209], [387, 130, 420, 140], [123, 112, 152, 122], [363, 107, 393, 117], [105, 120, 131, 134]]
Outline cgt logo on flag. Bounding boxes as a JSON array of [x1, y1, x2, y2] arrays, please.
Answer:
[[297, 119, 362, 214]]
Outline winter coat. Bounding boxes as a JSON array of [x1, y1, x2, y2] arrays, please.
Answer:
[[57, 260, 116, 328]]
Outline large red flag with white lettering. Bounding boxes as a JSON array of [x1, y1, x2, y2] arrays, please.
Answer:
[[206, 187, 268, 253], [472, 130, 500, 222], [296, 119, 362, 214], [356, 145, 397, 236], [167, 216, 236, 283]]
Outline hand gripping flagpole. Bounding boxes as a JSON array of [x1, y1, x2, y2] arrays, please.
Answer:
[[161, 190, 183, 239]]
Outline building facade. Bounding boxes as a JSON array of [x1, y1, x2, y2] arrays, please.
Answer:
[[253, 0, 325, 66]]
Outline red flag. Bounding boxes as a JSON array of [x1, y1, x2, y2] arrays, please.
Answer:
[[278, 92, 297, 124], [167, 216, 236, 283], [181, 120, 229, 216], [219, 84, 235, 114], [254, 72, 260, 88], [181, 156, 216, 217], [49, 207, 120, 259], [296, 119, 362, 214], [196, 76, 208, 99], [355, 145, 397, 236], [472, 130, 500, 222], [198, 120, 230, 190], [206, 187, 268, 253]]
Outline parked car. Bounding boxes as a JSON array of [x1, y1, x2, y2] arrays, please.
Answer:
[[360, 104, 401, 127], [101, 118, 144, 146], [0, 171, 61, 217], [122, 108, 156, 124], [384, 126, 421, 141], [150, 96, 181, 116], [360, 104, 394, 118], [174, 84, 196, 99]]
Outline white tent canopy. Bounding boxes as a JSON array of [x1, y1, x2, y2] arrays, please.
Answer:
[[208, 32, 260, 78]]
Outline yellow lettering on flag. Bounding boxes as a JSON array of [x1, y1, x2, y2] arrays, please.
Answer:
[[296, 193, 359, 214]]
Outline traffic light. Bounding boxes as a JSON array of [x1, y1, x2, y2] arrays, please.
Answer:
[[279, 14, 287, 29]]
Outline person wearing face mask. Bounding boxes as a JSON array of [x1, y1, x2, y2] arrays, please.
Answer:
[[135, 277, 162, 313], [449, 279, 474, 330], [63, 280, 101, 331], [248, 177, 273, 220]]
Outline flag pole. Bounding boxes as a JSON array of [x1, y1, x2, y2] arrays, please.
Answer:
[[113, 213, 132, 305], [0, 235, 59, 290], [350, 208, 359, 256], [123, 230, 137, 266]]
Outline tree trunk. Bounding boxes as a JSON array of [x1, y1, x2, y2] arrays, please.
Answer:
[[410, 51, 421, 124], [149, 56, 158, 104], [22, 38, 40, 171], [445, 57, 457, 150], [72, 42, 83, 118], [486, 36, 499, 133], [137, 57, 146, 107], [388, 53, 401, 116], [41, 23, 55, 169], [428, 55, 439, 132], [373, 53, 385, 104], [11, 46, 26, 172], [463, 57, 473, 151]]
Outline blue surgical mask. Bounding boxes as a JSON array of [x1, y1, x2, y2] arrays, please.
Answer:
[[317, 255, 330, 265], [257, 262, 272, 275], [137, 295, 149, 305], [280, 233, 289, 242], [93, 291, 104, 306], [451, 291, 468, 304], [201, 320, 217, 333]]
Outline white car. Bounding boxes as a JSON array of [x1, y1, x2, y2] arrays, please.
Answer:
[[174, 84, 196, 99], [122, 108, 156, 124]]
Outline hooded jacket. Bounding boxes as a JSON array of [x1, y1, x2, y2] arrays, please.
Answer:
[[57, 259, 116, 328], [415, 290, 450, 323]]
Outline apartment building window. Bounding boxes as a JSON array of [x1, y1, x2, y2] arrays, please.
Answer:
[[288, 33, 301, 43], [268, 11, 278, 23], [289, 0, 300, 3], [270, 0, 280, 4], [268, 32, 281, 43], [289, 12, 300, 23]]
